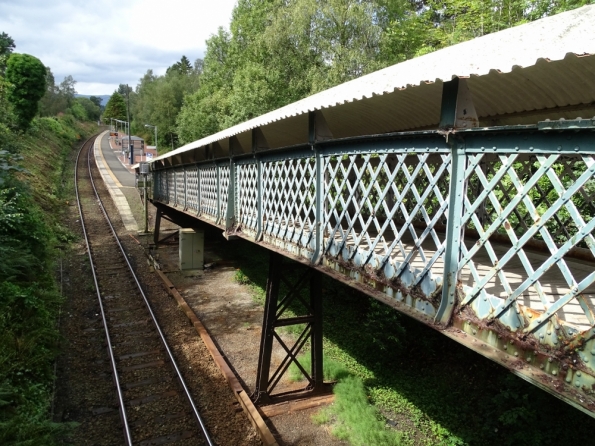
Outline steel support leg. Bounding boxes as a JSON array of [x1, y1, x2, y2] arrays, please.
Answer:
[[153, 207, 162, 246], [252, 251, 325, 405]]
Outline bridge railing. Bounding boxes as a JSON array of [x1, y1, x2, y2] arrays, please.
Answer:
[[151, 125, 595, 412]]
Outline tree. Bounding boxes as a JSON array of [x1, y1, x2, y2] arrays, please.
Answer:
[[38, 69, 81, 117], [59, 75, 76, 107], [74, 97, 101, 121], [5, 53, 47, 130], [89, 95, 102, 108], [102, 92, 127, 122], [117, 84, 133, 96], [166, 55, 193, 75], [0, 32, 15, 74], [132, 54, 202, 152]]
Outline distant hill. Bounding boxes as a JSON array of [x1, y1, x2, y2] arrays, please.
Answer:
[[75, 94, 111, 107]]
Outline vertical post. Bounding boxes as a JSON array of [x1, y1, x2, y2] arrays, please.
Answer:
[[256, 159, 263, 241], [216, 164, 221, 223], [310, 269, 324, 391], [226, 159, 236, 231], [439, 78, 460, 130], [153, 207, 162, 245], [436, 78, 467, 324], [253, 251, 283, 404], [253, 130, 264, 241], [309, 112, 324, 263], [143, 171, 148, 233]]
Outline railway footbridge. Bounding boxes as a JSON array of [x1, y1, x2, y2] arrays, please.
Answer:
[[146, 6, 595, 417]]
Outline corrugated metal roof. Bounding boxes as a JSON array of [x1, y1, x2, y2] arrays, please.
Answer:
[[155, 5, 595, 164]]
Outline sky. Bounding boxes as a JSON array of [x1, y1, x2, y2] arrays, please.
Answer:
[[0, 0, 237, 95]]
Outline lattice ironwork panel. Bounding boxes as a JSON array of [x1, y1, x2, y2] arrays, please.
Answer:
[[219, 165, 230, 223], [262, 157, 317, 252], [155, 170, 168, 202], [322, 153, 451, 300], [199, 166, 218, 219], [174, 167, 185, 208], [237, 162, 259, 233], [460, 153, 595, 339], [166, 170, 176, 204], [185, 166, 199, 213]]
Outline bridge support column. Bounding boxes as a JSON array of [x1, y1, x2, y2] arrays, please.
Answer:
[[252, 251, 326, 405], [153, 207, 162, 245]]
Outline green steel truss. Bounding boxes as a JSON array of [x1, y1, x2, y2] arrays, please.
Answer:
[[151, 121, 595, 417]]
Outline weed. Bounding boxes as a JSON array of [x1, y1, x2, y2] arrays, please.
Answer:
[[234, 269, 250, 285], [288, 354, 349, 382]]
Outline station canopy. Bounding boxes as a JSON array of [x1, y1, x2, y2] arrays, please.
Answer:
[[154, 5, 595, 166]]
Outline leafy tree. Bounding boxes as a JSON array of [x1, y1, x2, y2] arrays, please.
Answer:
[[0, 32, 15, 57], [174, 0, 594, 145], [59, 75, 76, 107], [167, 55, 193, 75], [131, 55, 202, 152], [117, 83, 133, 97], [5, 53, 47, 130], [38, 69, 82, 117], [0, 32, 15, 74], [73, 97, 100, 121], [89, 95, 102, 108], [102, 92, 127, 122]]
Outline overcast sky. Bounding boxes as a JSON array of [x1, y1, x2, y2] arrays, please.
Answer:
[[0, 0, 237, 95]]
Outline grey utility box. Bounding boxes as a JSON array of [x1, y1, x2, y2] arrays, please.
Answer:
[[179, 228, 204, 271]]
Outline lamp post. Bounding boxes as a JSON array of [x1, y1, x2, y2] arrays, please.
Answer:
[[144, 124, 157, 156]]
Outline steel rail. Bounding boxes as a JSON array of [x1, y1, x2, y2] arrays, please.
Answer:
[[77, 134, 214, 445], [74, 135, 133, 446]]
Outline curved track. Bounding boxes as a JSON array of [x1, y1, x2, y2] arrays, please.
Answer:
[[74, 135, 213, 445]]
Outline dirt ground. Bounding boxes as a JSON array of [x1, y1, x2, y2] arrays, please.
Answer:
[[122, 192, 346, 445]]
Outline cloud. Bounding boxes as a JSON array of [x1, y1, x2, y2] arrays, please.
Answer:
[[0, 0, 236, 94]]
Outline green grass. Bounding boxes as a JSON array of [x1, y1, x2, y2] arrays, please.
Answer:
[[289, 354, 404, 445], [0, 116, 96, 444], [287, 354, 349, 383], [221, 234, 595, 445]]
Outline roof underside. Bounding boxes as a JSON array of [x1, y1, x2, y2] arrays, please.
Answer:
[[155, 5, 595, 165]]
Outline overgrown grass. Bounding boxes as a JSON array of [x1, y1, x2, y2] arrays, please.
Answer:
[[291, 354, 405, 445], [287, 354, 349, 383], [0, 115, 95, 444], [223, 234, 595, 445]]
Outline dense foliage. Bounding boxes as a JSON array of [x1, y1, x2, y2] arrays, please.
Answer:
[[5, 54, 47, 130], [130, 56, 202, 150], [102, 91, 127, 122], [0, 32, 97, 444], [171, 0, 594, 147]]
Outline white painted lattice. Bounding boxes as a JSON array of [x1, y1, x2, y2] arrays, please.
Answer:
[[237, 162, 259, 234], [156, 170, 168, 203], [322, 153, 451, 300], [174, 167, 185, 208], [461, 153, 595, 334], [185, 167, 199, 213], [219, 165, 230, 223], [166, 170, 176, 204], [199, 166, 218, 220], [262, 157, 317, 249]]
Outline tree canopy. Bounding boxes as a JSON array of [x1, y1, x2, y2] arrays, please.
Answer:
[[130, 55, 202, 150], [0, 32, 15, 74], [5, 53, 47, 130], [119, 0, 595, 151], [103, 92, 127, 122]]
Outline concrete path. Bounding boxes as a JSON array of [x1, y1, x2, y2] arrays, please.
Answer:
[[94, 131, 138, 231]]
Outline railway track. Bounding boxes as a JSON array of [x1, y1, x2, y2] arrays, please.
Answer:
[[74, 135, 213, 445]]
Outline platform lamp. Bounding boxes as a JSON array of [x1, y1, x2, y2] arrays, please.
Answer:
[[144, 124, 157, 156]]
